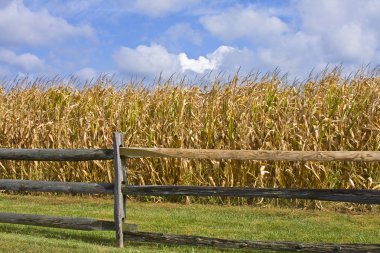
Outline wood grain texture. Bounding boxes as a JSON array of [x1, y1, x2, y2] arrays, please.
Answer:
[[120, 141, 127, 222], [0, 179, 114, 194], [113, 133, 124, 247], [0, 148, 113, 161], [0, 212, 137, 232], [2, 179, 378, 205], [124, 231, 380, 253], [120, 148, 380, 162], [123, 185, 380, 204]]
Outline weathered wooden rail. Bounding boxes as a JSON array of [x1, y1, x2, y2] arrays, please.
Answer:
[[0, 148, 113, 161], [124, 231, 380, 253], [1, 132, 380, 252], [2, 180, 379, 204], [120, 147, 380, 162]]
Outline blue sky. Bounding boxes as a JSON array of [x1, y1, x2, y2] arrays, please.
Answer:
[[0, 0, 379, 82]]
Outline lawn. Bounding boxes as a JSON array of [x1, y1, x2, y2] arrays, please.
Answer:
[[0, 194, 379, 252]]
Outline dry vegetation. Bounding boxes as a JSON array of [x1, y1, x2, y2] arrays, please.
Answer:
[[1, 67, 380, 202]]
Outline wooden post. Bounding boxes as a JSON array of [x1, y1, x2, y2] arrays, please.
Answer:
[[113, 132, 125, 248], [121, 154, 127, 219]]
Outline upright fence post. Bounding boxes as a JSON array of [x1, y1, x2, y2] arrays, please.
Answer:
[[113, 132, 126, 247], [121, 149, 127, 220]]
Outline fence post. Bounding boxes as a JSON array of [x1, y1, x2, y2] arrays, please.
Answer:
[[121, 148, 127, 220], [113, 132, 126, 247]]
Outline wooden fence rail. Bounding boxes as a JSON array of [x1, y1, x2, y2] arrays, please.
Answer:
[[1, 132, 380, 252], [2, 147, 380, 162], [0, 179, 115, 194], [121, 147, 380, 162], [0, 148, 113, 161], [123, 185, 380, 205], [2, 179, 380, 204], [124, 231, 380, 253]]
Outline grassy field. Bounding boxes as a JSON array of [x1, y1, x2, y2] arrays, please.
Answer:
[[0, 194, 379, 252]]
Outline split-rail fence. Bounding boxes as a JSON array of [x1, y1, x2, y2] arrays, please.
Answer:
[[0, 132, 380, 252]]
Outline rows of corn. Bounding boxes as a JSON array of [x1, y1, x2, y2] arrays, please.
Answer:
[[1, 68, 380, 204]]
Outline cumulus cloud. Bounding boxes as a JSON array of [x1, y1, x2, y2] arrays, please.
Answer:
[[0, 49, 44, 72], [75, 67, 98, 81], [0, 0, 94, 46], [198, 1, 380, 77], [179, 54, 213, 74], [296, 0, 380, 64], [113, 44, 180, 77], [200, 6, 288, 42], [113, 44, 254, 78], [179, 46, 234, 73], [128, 0, 200, 17]]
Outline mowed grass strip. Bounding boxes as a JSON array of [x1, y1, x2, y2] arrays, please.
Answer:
[[0, 194, 379, 252]]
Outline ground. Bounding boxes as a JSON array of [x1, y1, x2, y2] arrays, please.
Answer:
[[0, 194, 379, 253]]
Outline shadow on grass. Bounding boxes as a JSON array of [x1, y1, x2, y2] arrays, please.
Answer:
[[0, 224, 246, 252], [0, 223, 114, 246]]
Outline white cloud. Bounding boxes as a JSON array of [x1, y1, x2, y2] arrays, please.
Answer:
[[0, 48, 44, 72], [165, 23, 202, 46], [113, 44, 180, 78], [296, 0, 380, 64], [179, 54, 213, 74], [179, 46, 234, 73], [113, 44, 255, 78], [200, 6, 288, 42], [0, 0, 94, 46], [198, 1, 380, 78], [75, 67, 98, 81], [180, 46, 256, 74], [128, 0, 200, 17]]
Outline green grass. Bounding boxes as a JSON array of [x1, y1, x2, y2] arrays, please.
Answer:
[[0, 194, 379, 252]]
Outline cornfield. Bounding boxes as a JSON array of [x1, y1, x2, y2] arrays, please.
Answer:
[[1, 67, 380, 202]]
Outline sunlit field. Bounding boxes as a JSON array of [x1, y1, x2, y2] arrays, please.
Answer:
[[1, 67, 380, 206], [1, 194, 380, 253]]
